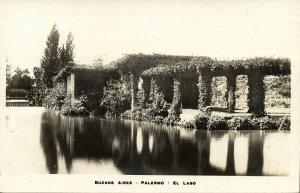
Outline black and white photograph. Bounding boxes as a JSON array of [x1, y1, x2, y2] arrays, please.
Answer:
[[0, 0, 299, 192]]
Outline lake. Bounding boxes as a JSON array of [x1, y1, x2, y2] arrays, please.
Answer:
[[2, 107, 289, 175]]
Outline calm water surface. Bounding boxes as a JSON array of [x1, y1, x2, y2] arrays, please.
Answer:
[[3, 107, 289, 175]]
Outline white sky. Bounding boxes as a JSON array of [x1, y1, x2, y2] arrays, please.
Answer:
[[0, 0, 300, 75]]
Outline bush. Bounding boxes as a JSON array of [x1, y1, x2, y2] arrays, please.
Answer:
[[43, 82, 66, 110], [60, 95, 89, 116], [208, 116, 229, 130], [100, 76, 131, 117], [194, 111, 210, 130], [227, 117, 254, 130], [277, 117, 290, 130], [250, 116, 278, 130], [179, 120, 195, 129], [164, 110, 181, 125]]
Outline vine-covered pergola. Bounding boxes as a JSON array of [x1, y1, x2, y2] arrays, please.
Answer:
[[57, 65, 119, 110], [61, 54, 290, 117], [114, 54, 290, 117]]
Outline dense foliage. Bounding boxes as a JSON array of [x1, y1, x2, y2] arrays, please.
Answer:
[[8, 67, 33, 90], [100, 76, 132, 117], [113, 53, 193, 76], [43, 82, 66, 110], [192, 112, 290, 130], [61, 95, 89, 116], [141, 56, 290, 77], [121, 93, 169, 124]]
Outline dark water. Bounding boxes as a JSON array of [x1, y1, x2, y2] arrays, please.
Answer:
[[4, 107, 289, 175]]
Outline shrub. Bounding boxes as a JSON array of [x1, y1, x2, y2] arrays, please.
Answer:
[[194, 111, 210, 130], [100, 76, 131, 117], [164, 110, 181, 125], [250, 116, 278, 130], [227, 117, 254, 130], [179, 120, 195, 129], [43, 82, 66, 110], [208, 116, 229, 130], [60, 95, 89, 116], [277, 117, 290, 130]]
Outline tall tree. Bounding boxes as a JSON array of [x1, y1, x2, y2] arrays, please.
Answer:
[[41, 24, 60, 88], [59, 32, 75, 68]]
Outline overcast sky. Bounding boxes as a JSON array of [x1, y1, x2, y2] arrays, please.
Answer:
[[1, 0, 300, 74]]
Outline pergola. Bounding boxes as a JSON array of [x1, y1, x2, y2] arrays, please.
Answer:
[[117, 55, 290, 116], [62, 54, 290, 117]]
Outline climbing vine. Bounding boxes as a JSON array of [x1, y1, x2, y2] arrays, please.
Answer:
[[170, 77, 183, 116]]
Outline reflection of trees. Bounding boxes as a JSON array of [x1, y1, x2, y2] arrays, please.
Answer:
[[40, 111, 58, 174], [55, 116, 74, 173]]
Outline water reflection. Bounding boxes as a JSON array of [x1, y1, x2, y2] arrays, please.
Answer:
[[234, 134, 249, 175], [27, 109, 290, 175], [40, 111, 58, 174]]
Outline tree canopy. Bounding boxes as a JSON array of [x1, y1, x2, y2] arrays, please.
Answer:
[[59, 32, 75, 68], [9, 67, 33, 90]]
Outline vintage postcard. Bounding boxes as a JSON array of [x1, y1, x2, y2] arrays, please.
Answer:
[[0, 0, 299, 192]]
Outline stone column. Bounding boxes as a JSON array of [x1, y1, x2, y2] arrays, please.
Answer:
[[130, 73, 139, 111], [67, 72, 75, 108], [170, 77, 183, 116], [142, 77, 151, 107], [227, 74, 237, 113], [197, 71, 212, 109], [247, 72, 265, 116]]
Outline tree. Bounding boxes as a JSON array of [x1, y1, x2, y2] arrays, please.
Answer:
[[92, 57, 103, 68], [10, 67, 33, 90], [59, 32, 75, 68], [41, 24, 60, 88], [6, 64, 12, 87]]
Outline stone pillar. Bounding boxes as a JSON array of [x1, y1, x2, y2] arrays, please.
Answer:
[[67, 72, 75, 108], [142, 77, 151, 107], [131, 73, 139, 111], [247, 72, 265, 116], [227, 74, 237, 113], [197, 71, 212, 109], [170, 77, 183, 116]]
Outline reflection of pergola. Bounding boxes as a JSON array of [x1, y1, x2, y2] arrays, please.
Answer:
[[116, 55, 290, 116]]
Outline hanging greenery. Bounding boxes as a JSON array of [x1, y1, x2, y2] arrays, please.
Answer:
[[112, 53, 193, 75], [197, 70, 212, 109], [170, 77, 183, 116], [141, 77, 151, 107], [247, 70, 266, 116], [141, 56, 290, 77]]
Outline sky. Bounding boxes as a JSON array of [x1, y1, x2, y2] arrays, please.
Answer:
[[0, 0, 300, 75]]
